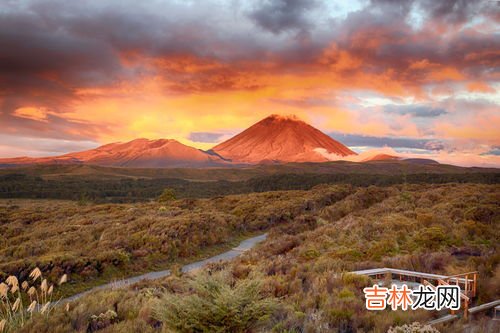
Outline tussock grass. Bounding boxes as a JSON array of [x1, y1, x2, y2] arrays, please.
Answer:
[[0, 267, 67, 332]]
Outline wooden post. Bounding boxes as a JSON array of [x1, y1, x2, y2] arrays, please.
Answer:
[[464, 299, 468, 320], [473, 273, 477, 298]]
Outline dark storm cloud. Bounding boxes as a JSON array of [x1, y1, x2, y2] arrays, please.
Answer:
[[248, 0, 320, 34], [0, 0, 497, 105], [0, 0, 279, 113], [0, 0, 498, 143], [0, 1, 125, 118], [329, 132, 445, 151], [0, 0, 260, 139], [329, 0, 500, 84], [371, 0, 489, 24], [384, 105, 448, 118], [419, 0, 485, 25]]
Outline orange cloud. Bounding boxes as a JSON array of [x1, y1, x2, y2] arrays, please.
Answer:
[[434, 113, 500, 146], [427, 67, 464, 81], [408, 59, 437, 70], [467, 81, 496, 93], [13, 107, 49, 122], [319, 44, 363, 71]]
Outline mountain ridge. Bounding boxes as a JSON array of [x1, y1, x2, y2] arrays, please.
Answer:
[[0, 115, 359, 168], [0, 138, 226, 168]]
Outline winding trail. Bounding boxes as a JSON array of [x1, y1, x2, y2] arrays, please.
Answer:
[[61, 234, 267, 303]]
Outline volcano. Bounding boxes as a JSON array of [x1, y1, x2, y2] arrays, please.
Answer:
[[212, 114, 356, 163], [0, 139, 225, 168]]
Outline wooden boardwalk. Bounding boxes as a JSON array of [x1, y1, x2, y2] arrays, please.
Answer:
[[351, 267, 479, 320]]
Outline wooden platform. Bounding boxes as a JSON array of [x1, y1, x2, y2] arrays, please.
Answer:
[[351, 267, 477, 297]]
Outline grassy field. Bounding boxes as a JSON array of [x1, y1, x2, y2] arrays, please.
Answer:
[[1, 183, 498, 332]]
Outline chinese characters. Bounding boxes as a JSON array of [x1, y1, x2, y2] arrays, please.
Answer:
[[363, 284, 461, 311]]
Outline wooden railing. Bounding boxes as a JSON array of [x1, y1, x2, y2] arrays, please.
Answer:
[[443, 271, 478, 298], [352, 268, 479, 320], [436, 279, 470, 318]]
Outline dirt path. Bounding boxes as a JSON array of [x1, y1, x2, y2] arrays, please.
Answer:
[[61, 233, 267, 303]]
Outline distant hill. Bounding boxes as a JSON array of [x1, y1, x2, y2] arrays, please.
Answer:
[[361, 154, 441, 165], [362, 153, 400, 162], [402, 158, 440, 165], [0, 138, 226, 168]]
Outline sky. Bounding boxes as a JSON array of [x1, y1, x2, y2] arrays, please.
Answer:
[[0, 0, 499, 167]]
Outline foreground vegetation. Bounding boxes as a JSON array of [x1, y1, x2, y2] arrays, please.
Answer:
[[1, 183, 497, 332], [0, 267, 68, 332]]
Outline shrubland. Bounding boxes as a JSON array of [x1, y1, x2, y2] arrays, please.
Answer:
[[229, 183, 499, 331], [1, 183, 498, 332], [0, 185, 352, 297]]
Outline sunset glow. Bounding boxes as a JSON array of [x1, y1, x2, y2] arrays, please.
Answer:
[[0, 0, 499, 166]]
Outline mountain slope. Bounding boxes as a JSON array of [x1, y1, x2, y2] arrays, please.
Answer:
[[212, 114, 356, 163], [0, 139, 225, 168]]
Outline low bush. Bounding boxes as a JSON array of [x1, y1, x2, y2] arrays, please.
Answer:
[[153, 272, 277, 333]]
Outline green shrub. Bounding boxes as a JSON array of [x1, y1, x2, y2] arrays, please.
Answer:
[[414, 226, 447, 249], [158, 188, 176, 203], [153, 272, 278, 333], [301, 248, 321, 260]]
